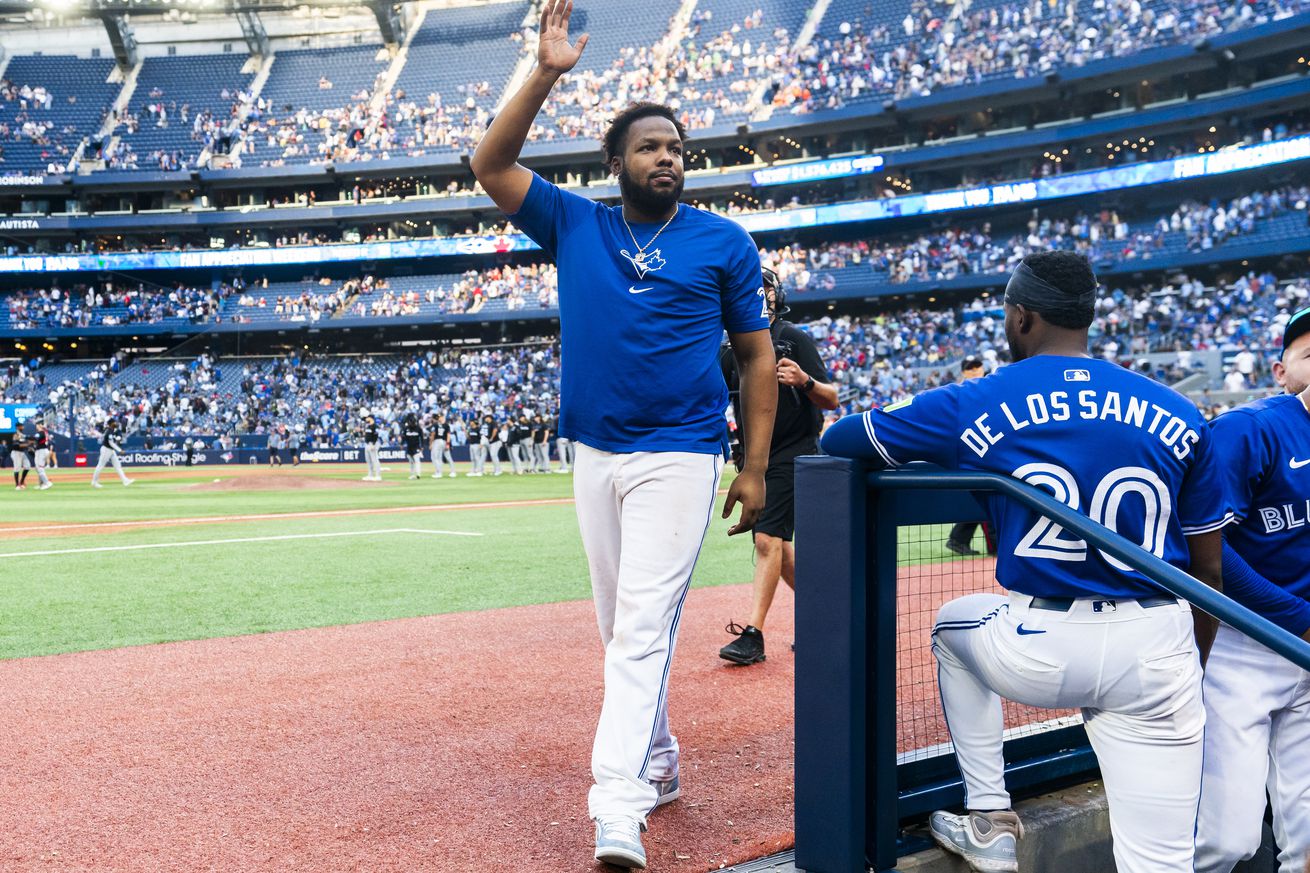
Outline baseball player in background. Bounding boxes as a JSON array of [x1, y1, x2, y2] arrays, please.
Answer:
[[402, 413, 425, 479], [487, 413, 505, 476], [429, 413, 456, 478], [1194, 305, 1310, 873], [823, 252, 1232, 873], [508, 414, 529, 475], [469, 413, 489, 477], [361, 415, 382, 481], [555, 413, 572, 473], [10, 430, 31, 490], [471, 2, 776, 866], [32, 422, 53, 490], [92, 420, 134, 488]]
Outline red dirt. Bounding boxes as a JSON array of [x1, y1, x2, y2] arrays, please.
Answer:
[[0, 560, 1047, 872], [0, 586, 800, 873]]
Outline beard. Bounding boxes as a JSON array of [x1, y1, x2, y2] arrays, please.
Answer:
[[617, 167, 684, 216]]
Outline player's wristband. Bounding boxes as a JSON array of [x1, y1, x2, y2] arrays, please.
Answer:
[[802, 377, 815, 393]]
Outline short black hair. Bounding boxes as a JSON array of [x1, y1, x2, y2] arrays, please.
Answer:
[[961, 357, 984, 372], [1020, 251, 1097, 330], [602, 102, 687, 164]]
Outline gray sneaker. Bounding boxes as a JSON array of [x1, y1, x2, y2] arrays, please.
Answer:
[[929, 809, 1023, 873], [594, 816, 646, 869], [649, 773, 680, 808]]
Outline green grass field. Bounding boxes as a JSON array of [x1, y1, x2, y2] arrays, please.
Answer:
[[0, 464, 976, 660]]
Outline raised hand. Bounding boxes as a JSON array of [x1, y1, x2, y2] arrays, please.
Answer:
[[538, 0, 589, 75]]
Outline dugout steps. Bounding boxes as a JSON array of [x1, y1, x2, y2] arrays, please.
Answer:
[[725, 781, 1280, 872]]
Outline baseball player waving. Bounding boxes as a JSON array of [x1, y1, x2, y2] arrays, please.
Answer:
[[471, 2, 777, 866], [822, 252, 1233, 873], [1195, 306, 1310, 873]]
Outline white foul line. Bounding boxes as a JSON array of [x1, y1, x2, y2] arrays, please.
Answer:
[[0, 528, 482, 559]]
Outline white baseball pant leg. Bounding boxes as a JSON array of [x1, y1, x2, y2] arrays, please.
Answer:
[[364, 444, 381, 478], [34, 448, 51, 486], [537, 442, 550, 472], [556, 437, 572, 472], [470, 443, 485, 475], [574, 443, 723, 825], [933, 592, 1205, 873], [93, 447, 130, 485], [509, 443, 525, 474], [489, 440, 504, 475], [408, 452, 421, 478], [1195, 624, 1310, 873]]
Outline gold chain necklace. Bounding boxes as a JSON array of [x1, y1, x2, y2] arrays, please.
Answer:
[[620, 206, 678, 273]]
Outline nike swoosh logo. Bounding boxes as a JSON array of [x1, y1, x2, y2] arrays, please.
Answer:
[[1291, 458, 1310, 469], [629, 286, 653, 294], [1016, 624, 1046, 636]]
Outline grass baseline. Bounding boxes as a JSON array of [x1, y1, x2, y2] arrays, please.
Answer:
[[0, 465, 985, 660]]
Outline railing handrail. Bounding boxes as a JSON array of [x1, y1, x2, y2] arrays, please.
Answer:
[[868, 468, 1310, 672]]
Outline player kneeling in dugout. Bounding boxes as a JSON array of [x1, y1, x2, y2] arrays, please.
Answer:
[[823, 251, 1233, 873]]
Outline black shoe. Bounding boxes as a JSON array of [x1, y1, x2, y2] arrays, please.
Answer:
[[719, 622, 766, 665], [945, 541, 980, 556]]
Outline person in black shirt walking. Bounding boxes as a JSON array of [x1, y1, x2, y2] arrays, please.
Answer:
[[32, 422, 53, 490], [429, 413, 456, 478], [487, 414, 505, 477], [531, 413, 551, 472], [720, 268, 839, 665], [92, 419, 134, 488], [403, 413, 425, 479], [9, 430, 31, 490], [361, 415, 382, 481]]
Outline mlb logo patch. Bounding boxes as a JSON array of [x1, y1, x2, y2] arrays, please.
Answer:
[[1064, 369, 1091, 382]]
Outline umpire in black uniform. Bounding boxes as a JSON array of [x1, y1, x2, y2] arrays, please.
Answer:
[[719, 267, 838, 665]]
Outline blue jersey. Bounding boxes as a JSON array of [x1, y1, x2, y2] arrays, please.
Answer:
[[507, 173, 768, 454], [1211, 394, 1310, 604], [821, 356, 1233, 599]]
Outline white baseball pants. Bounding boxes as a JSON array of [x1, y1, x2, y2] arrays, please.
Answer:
[[933, 592, 1205, 873], [92, 447, 130, 485], [509, 443, 526, 474], [34, 448, 51, 486], [363, 443, 381, 478], [556, 437, 573, 472], [429, 441, 454, 476], [573, 443, 722, 824], [407, 452, 422, 478], [488, 440, 504, 475], [1195, 624, 1310, 873]]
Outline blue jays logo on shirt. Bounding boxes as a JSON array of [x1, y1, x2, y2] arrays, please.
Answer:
[[620, 248, 667, 279]]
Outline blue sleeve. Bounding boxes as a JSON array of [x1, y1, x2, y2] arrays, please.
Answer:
[[721, 229, 768, 334], [1222, 540, 1310, 636], [504, 172, 597, 258], [1208, 410, 1266, 524], [1176, 422, 1237, 535], [820, 384, 960, 468]]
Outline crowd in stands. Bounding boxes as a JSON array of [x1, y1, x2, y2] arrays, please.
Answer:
[[769, 0, 1310, 114], [0, 77, 83, 174], [4, 282, 237, 330], [40, 345, 563, 448], [4, 182, 1305, 328], [11, 265, 1306, 447]]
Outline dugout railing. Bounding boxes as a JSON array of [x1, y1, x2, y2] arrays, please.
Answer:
[[793, 457, 1310, 873]]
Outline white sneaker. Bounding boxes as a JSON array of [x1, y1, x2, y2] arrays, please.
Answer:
[[39, 482, 52, 490], [92, 482, 104, 488], [929, 810, 1023, 873], [431, 474, 442, 479], [594, 816, 646, 869], [124, 479, 135, 486]]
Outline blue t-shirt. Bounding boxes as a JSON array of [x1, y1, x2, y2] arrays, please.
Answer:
[[1211, 394, 1310, 604], [507, 173, 768, 453], [821, 356, 1233, 599]]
